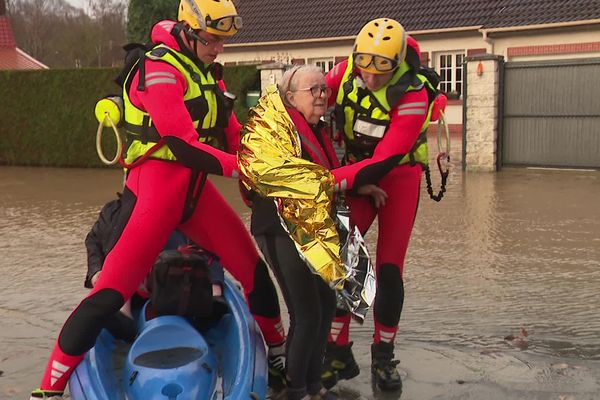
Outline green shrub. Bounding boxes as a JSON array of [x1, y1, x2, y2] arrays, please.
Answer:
[[0, 65, 259, 167]]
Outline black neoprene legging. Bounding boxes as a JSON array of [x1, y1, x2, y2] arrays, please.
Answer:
[[255, 235, 336, 398]]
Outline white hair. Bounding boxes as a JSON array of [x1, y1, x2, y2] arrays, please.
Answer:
[[278, 65, 324, 107]]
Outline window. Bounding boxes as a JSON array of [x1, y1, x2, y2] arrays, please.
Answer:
[[311, 58, 335, 73], [436, 52, 465, 98]]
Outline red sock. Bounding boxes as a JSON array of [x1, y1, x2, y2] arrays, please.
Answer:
[[328, 313, 351, 346], [40, 344, 85, 391], [374, 320, 397, 344], [253, 315, 285, 346]]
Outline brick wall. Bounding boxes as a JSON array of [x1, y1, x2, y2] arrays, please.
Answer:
[[507, 41, 600, 57]]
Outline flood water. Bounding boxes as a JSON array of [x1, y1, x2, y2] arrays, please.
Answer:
[[1, 159, 599, 399]]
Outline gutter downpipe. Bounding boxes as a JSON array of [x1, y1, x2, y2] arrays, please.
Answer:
[[480, 29, 495, 54]]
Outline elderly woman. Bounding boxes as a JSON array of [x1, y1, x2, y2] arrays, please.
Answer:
[[238, 65, 385, 400]]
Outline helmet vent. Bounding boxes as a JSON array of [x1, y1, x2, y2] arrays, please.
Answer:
[[383, 36, 391, 41], [368, 33, 374, 38]]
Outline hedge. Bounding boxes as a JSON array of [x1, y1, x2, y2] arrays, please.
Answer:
[[0, 65, 259, 167]]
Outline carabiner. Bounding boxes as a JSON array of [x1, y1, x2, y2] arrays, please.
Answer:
[[437, 152, 450, 176]]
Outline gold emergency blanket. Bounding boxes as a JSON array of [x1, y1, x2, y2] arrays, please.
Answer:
[[238, 85, 347, 288]]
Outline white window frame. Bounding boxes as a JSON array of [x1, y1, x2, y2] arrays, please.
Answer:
[[434, 51, 465, 98], [310, 58, 335, 73]]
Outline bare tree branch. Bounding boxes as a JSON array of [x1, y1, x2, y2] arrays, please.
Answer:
[[8, 0, 127, 68]]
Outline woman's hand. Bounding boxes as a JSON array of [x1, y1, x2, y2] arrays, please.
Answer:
[[90, 272, 100, 287], [357, 184, 388, 208]]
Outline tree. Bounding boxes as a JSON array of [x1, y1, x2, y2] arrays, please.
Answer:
[[86, 0, 127, 67], [7, 0, 127, 68], [127, 0, 177, 43], [8, 0, 79, 64]]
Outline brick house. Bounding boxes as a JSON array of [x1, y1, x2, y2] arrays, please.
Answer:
[[219, 0, 600, 169], [0, 0, 47, 70]]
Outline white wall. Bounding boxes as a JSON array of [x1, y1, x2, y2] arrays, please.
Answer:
[[222, 27, 600, 65], [491, 28, 600, 61], [222, 25, 600, 126], [220, 41, 353, 65]]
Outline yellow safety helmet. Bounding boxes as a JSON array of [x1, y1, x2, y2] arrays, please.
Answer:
[[178, 0, 242, 37], [353, 18, 407, 74]]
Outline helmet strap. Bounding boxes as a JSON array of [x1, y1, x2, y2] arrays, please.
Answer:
[[172, 22, 208, 47], [185, 26, 209, 47], [172, 22, 209, 66]]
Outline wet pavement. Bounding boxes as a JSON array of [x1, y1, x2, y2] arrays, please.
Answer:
[[1, 163, 599, 399]]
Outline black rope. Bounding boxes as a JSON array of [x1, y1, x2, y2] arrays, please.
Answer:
[[424, 163, 449, 202]]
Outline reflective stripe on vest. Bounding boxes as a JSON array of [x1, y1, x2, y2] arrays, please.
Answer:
[[123, 44, 220, 165], [335, 55, 434, 166]]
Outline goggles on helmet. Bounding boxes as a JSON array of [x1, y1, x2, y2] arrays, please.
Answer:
[[206, 15, 243, 33], [353, 52, 398, 73]]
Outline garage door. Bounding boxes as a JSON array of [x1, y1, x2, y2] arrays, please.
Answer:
[[502, 58, 600, 168]]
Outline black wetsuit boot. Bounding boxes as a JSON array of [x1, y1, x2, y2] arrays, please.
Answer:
[[322, 341, 359, 389], [371, 341, 402, 391]]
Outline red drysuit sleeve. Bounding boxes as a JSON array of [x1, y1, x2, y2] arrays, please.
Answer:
[[331, 89, 428, 190], [129, 60, 238, 177]]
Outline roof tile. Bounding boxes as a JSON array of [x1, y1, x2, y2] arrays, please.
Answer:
[[0, 16, 46, 69], [229, 0, 600, 44], [0, 48, 46, 69], [0, 16, 16, 48]]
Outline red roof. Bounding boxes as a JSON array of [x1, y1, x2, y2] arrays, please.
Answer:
[[0, 47, 47, 69], [0, 16, 15, 48], [0, 16, 47, 69]]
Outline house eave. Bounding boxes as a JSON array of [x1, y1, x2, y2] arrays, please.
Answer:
[[408, 25, 483, 36], [16, 47, 49, 69], [224, 19, 600, 50], [225, 35, 356, 48], [480, 19, 600, 35], [225, 26, 484, 48]]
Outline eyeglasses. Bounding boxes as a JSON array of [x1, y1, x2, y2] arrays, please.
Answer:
[[206, 15, 243, 33], [294, 85, 332, 98], [353, 52, 398, 72], [190, 28, 227, 46]]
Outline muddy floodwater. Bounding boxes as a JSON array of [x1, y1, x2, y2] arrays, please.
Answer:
[[1, 163, 599, 400]]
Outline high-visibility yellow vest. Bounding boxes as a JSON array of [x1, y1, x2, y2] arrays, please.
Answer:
[[122, 44, 227, 165], [335, 55, 436, 166]]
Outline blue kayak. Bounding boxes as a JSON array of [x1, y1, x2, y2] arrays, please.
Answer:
[[69, 279, 268, 400]]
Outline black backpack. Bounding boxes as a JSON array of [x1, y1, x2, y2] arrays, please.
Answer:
[[114, 42, 152, 89], [148, 246, 213, 318]]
